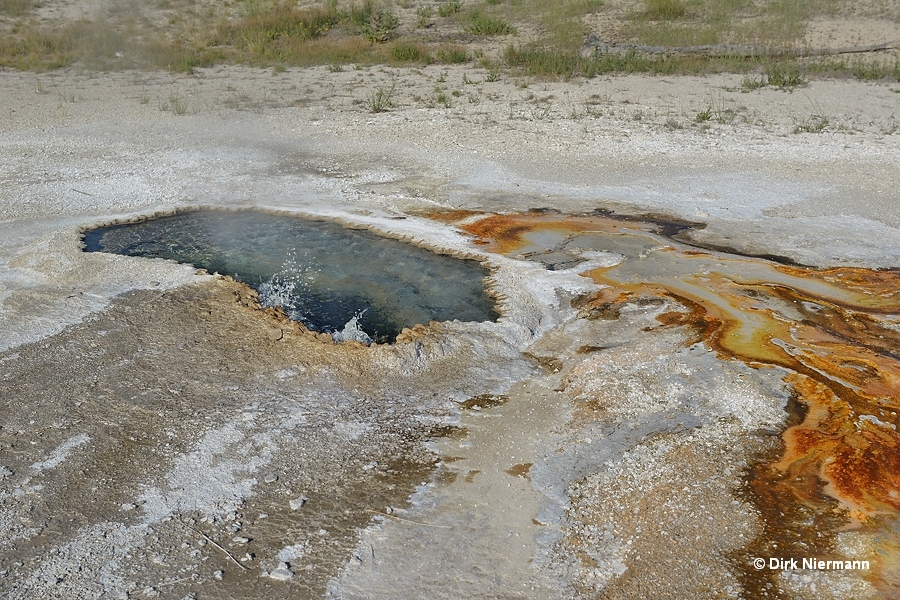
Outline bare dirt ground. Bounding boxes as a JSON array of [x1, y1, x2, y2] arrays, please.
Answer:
[[1, 3, 900, 600]]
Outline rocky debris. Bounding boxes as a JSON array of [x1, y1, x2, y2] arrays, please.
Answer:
[[268, 562, 294, 581]]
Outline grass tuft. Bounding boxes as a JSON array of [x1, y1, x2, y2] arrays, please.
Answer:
[[466, 11, 514, 36], [741, 73, 767, 92], [367, 82, 395, 113], [794, 114, 829, 133], [766, 63, 806, 89], [435, 45, 469, 64], [437, 0, 462, 18]]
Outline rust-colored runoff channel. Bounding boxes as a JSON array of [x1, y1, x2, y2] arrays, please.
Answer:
[[434, 210, 900, 595]]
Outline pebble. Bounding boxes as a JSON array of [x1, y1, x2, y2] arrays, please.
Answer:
[[289, 496, 308, 510], [213, 570, 224, 580], [232, 536, 250, 544], [268, 562, 293, 581], [264, 474, 278, 484]]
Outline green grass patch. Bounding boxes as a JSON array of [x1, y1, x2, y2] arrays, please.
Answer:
[[504, 44, 777, 79], [359, 7, 400, 43], [435, 45, 469, 64], [765, 62, 806, 89], [437, 0, 462, 18], [367, 82, 395, 112], [850, 59, 894, 81], [466, 10, 514, 35], [216, 2, 340, 56], [389, 41, 430, 64]]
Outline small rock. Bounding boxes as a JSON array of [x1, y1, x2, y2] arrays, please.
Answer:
[[268, 562, 293, 581], [0, 466, 13, 480], [257, 513, 268, 520], [232, 536, 250, 544], [120, 503, 136, 511], [213, 570, 224, 581], [264, 474, 278, 484], [289, 496, 308, 510]]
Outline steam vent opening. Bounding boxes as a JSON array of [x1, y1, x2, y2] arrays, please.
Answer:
[[83, 209, 499, 344]]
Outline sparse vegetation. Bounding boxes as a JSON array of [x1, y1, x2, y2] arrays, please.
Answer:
[[160, 93, 189, 115], [0, 0, 894, 84], [532, 102, 552, 120], [0, 0, 34, 16], [367, 82, 395, 113], [466, 11, 514, 36], [389, 41, 430, 64], [766, 63, 806, 90], [437, 0, 462, 18], [794, 114, 829, 133], [741, 74, 766, 92], [434, 90, 451, 107], [415, 6, 433, 28], [435, 46, 468, 64], [359, 7, 400, 43], [643, 0, 687, 21]]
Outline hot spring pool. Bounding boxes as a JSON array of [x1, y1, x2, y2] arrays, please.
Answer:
[[83, 210, 499, 344]]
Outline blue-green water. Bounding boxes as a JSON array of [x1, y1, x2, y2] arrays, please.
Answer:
[[83, 210, 498, 344]]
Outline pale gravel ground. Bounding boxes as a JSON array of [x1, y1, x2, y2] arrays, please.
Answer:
[[1, 65, 898, 599]]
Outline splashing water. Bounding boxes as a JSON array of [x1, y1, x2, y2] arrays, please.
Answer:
[[83, 210, 499, 343], [331, 310, 373, 346], [256, 252, 317, 326]]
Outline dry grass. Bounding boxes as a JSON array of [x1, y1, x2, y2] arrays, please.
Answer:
[[0, 0, 896, 82], [0, 0, 34, 16], [623, 0, 843, 47]]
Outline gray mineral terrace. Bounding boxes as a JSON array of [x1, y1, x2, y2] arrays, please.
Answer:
[[1, 62, 899, 600]]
